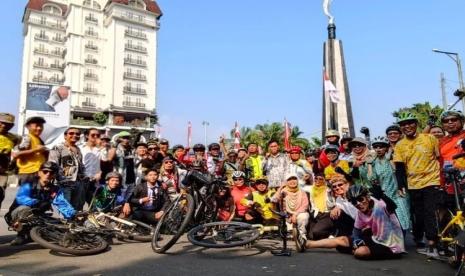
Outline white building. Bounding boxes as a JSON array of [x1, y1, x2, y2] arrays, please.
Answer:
[[18, 0, 162, 135]]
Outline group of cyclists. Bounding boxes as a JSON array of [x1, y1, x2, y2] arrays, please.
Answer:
[[1, 108, 465, 264]]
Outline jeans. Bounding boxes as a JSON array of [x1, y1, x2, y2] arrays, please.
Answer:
[[61, 181, 85, 211]]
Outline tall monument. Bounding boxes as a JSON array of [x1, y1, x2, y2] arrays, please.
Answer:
[[322, 0, 355, 138]]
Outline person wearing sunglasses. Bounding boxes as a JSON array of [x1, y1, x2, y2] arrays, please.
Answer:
[[393, 112, 441, 259], [307, 172, 335, 241], [5, 161, 75, 246], [80, 128, 102, 205], [13, 116, 48, 186], [347, 185, 405, 260], [159, 156, 187, 201], [48, 127, 86, 211], [230, 171, 252, 221]]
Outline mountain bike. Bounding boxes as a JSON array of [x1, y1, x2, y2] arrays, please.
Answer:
[[11, 209, 110, 256], [187, 196, 292, 256], [151, 170, 227, 253]]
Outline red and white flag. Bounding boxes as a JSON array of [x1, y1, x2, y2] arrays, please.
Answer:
[[284, 119, 291, 151], [323, 69, 340, 103], [233, 121, 241, 149], [187, 121, 192, 148]]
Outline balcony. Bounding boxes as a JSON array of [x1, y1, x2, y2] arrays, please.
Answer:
[[124, 30, 147, 40], [70, 118, 101, 127], [83, 87, 97, 93], [82, 101, 97, 108], [50, 63, 65, 71], [123, 72, 146, 81], [85, 58, 98, 65], [52, 36, 65, 44], [34, 34, 49, 41], [30, 18, 65, 30], [85, 44, 98, 51], [84, 73, 98, 80], [123, 87, 146, 95], [124, 44, 147, 54], [85, 16, 98, 24], [50, 49, 65, 57], [123, 101, 146, 109], [124, 58, 146, 67], [33, 62, 49, 69], [32, 75, 47, 83], [49, 76, 65, 84], [85, 30, 98, 37], [34, 48, 49, 55]]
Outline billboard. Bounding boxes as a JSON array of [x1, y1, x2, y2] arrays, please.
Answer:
[[25, 83, 70, 145]]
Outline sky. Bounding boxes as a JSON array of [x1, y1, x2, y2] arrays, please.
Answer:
[[1, 0, 465, 145]]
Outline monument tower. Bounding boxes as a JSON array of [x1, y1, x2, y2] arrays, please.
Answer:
[[322, 0, 355, 138]]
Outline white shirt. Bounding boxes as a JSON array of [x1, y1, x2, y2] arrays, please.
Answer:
[[80, 144, 101, 178]]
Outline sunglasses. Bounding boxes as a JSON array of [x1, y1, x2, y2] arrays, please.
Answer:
[[331, 183, 344, 189], [350, 196, 366, 206], [399, 120, 416, 127], [351, 144, 365, 148], [315, 177, 325, 181], [41, 170, 54, 175], [442, 117, 460, 123], [164, 161, 174, 164], [233, 178, 244, 181], [90, 133, 100, 138], [67, 132, 81, 136], [148, 147, 159, 151]]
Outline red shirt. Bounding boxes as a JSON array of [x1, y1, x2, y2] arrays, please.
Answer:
[[231, 185, 252, 217], [439, 130, 465, 194]]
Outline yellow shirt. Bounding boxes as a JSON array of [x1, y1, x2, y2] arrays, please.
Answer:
[[393, 133, 440, 190], [16, 134, 46, 174], [0, 133, 18, 154], [324, 160, 350, 180]]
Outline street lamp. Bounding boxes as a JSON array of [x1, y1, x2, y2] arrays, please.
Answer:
[[432, 48, 465, 111], [202, 121, 209, 148]]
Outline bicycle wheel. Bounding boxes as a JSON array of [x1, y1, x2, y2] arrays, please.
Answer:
[[114, 219, 154, 242], [151, 193, 194, 253], [30, 225, 108, 256], [187, 221, 260, 248]]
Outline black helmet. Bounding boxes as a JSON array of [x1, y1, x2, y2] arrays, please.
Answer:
[[347, 185, 369, 206], [208, 143, 220, 151], [385, 124, 401, 135], [193, 143, 206, 152], [172, 144, 184, 152]]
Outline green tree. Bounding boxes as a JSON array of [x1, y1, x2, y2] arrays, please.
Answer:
[[92, 112, 107, 125], [392, 102, 444, 129], [308, 136, 323, 149]]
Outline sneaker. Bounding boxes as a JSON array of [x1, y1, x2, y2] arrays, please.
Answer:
[[417, 246, 440, 260], [10, 235, 29, 246], [296, 234, 307, 253]]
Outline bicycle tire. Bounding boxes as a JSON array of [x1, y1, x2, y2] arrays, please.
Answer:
[[151, 193, 194, 253], [114, 219, 154, 242], [30, 226, 108, 256], [187, 221, 260, 249]]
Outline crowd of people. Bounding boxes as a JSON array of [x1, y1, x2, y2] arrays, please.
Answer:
[[1, 108, 465, 263]]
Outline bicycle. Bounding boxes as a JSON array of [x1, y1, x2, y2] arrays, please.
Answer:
[[151, 170, 227, 253], [186, 197, 293, 256], [438, 161, 465, 276], [10, 209, 110, 256]]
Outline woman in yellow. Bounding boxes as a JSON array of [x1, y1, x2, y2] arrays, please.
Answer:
[[12, 117, 48, 185], [323, 145, 350, 181], [308, 172, 335, 240]]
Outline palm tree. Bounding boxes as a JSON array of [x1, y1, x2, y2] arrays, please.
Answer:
[[393, 102, 443, 129]]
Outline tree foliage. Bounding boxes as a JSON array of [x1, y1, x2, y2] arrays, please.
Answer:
[[392, 102, 444, 129], [230, 122, 312, 151]]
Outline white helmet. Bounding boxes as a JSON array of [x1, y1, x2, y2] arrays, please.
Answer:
[[232, 171, 245, 179], [372, 136, 389, 147]]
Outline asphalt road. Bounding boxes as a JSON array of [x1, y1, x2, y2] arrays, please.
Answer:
[[0, 187, 455, 276]]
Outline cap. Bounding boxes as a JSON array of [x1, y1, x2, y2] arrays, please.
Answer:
[[255, 178, 269, 185], [40, 161, 58, 174], [136, 142, 148, 148], [348, 137, 368, 147], [0, 113, 15, 124], [227, 149, 238, 156], [100, 134, 111, 141], [325, 129, 340, 138], [286, 173, 298, 181], [159, 138, 169, 145], [106, 171, 122, 181], [172, 144, 185, 152], [25, 116, 46, 125], [147, 138, 159, 146], [289, 146, 302, 154], [162, 156, 174, 163], [117, 131, 131, 138]]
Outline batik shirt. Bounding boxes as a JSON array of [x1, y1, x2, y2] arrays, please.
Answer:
[[264, 153, 289, 188]]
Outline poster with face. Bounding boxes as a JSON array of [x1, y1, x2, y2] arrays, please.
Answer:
[[25, 83, 71, 145]]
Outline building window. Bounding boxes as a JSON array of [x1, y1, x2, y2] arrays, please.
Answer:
[[40, 30, 46, 37], [83, 0, 91, 7], [93, 1, 101, 10], [43, 4, 62, 15], [129, 0, 146, 9]]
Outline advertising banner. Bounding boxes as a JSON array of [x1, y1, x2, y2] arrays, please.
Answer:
[[25, 83, 70, 145]]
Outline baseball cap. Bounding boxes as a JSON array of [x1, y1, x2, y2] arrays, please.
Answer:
[[25, 116, 46, 125]]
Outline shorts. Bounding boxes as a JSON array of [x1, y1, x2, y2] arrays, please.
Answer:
[[362, 237, 400, 260]]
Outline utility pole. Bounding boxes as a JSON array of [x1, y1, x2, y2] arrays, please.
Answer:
[[441, 73, 447, 109]]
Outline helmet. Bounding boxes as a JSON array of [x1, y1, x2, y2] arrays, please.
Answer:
[[347, 185, 370, 206], [254, 178, 269, 185], [172, 144, 184, 152], [396, 112, 418, 124], [385, 124, 401, 135], [325, 129, 340, 138], [440, 109, 465, 121], [106, 172, 122, 182], [324, 144, 339, 154], [193, 143, 206, 152], [208, 143, 220, 151], [232, 171, 245, 179], [372, 136, 389, 147], [117, 131, 131, 138]]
